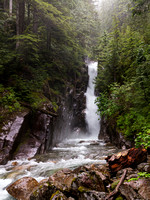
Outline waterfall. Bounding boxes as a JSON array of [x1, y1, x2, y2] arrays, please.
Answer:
[[85, 61, 100, 138]]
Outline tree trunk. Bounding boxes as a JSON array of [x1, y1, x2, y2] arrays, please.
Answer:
[[33, 6, 38, 33], [4, 0, 9, 11], [9, 0, 13, 16], [106, 147, 147, 173], [16, 0, 25, 48]]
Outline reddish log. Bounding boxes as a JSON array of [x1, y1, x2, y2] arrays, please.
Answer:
[[106, 147, 147, 173]]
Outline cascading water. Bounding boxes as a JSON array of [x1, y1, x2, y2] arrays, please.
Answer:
[[85, 61, 100, 138], [0, 61, 118, 200]]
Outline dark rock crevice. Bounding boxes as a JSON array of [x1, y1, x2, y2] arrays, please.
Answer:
[[99, 116, 132, 149]]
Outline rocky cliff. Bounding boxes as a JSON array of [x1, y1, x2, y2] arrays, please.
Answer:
[[99, 116, 132, 149], [0, 65, 88, 164]]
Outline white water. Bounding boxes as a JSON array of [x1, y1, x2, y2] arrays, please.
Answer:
[[0, 61, 118, 200], [85, 61, 100, 138]]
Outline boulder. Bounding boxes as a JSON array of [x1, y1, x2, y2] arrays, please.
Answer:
[[78, 190, 106, 200], [138, 179, 150, 200], [50, 190, 68, 200], [6, 177, 39, 200], [119, 184, 143, 200], [137, 163, 150, 173], [71, 171, 106, 193], [125, 178, 150, 199], [30, 182, 57, 200], [49, 168, 76, 192]]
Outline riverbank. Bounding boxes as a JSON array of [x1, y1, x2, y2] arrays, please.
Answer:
[[6, 147, 150, 200]]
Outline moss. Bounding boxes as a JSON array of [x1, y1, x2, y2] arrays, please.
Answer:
[[50, 190, 64, 200], [111, 180, 119, 190], [78, 186, 89, 193], [32, 189, 38, 197], [115, 196, 124, 200]]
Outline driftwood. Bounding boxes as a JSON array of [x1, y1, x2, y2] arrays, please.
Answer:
[[105, 169, 127, 200], [20, 102, 58, 117], [106, 147, 147, 173]]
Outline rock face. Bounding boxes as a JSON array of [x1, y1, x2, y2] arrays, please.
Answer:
[[46, 65, 88, 149], [6, 177, 39, 200], [99, 116, 132, 149], [0, 111, 53, 164], [0, 64, 88, 164]]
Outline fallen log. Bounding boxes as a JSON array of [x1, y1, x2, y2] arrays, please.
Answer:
[[106, 147, 147, 173], [105, 169, 127, 200], [20, 102, 58, 117]]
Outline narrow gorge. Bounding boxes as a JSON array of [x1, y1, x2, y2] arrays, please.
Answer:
[[0, 61, 118, 200]]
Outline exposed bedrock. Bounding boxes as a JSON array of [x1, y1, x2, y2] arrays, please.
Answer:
[[0, 65, 88, 164], [99, 116, 132, 149]]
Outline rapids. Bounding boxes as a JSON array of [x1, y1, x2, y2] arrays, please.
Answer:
[[0, 62, 118, 200]]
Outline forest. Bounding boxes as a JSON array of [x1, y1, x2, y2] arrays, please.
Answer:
[[95, 0, 150, 148], [0, 0, 99, 119], [0, 0, 150, 148]]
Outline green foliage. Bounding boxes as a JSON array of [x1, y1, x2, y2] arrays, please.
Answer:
[[135, 129, 150, 149], [0, 0, 99, 124], [96, 0, 150, 146], [128, 172, 150, 181], [0, 85, 21, 118]]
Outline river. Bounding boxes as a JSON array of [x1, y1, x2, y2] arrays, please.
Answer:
[[0, 61, 118, 199]]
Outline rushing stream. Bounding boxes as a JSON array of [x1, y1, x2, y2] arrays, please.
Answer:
[[0, 62, 118, 200]]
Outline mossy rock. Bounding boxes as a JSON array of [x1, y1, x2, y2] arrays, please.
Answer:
[[50, 190, 68, 200], [111, 180, 119, 190], [78, 186, 90, 193], [115, 196, 124, 200]]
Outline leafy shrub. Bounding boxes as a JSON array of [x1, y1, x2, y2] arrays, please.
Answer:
[[135, 129, 150, 149]]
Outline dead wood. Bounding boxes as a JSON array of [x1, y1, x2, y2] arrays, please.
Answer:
[[106, 147, 147, 173], [105, 169, 127, 200]]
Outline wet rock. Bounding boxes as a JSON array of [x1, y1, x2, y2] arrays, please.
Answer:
[[6, 164, 31, 179], [71, 171, 106, 192], [6, 177, 39, 200], [49, 168, 76, 192], [137, 163, 150, 173], [14, 112, 51, 159], [138, 179, 150, 200], [30, 182, 57, 200], [99, 116, 132, 149], [116, 168, 139, 179], [0, 112, 29, 164], [125, 178, 150, 199], [50, 190, 68, 200], [119, 184, 143, 200], [90, 141, 100, 146], [11, 161, 18, 166], [78, 189, 106, 200]]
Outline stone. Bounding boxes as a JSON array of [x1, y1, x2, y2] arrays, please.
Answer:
[[30, 182, 57, 200], [49, 169, 76, 192], [6, 164, 31, 179], [0, 112, 29, 164], [6, 177, 39, 200], [138, 179, 150, 200], [50, 190, 68, 200], [125, 178, 150, 199], [71, 171, 106, 193], [78, 190, 107, 200], [137, 163, 150, 173], [119, 184, 143, 200]]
